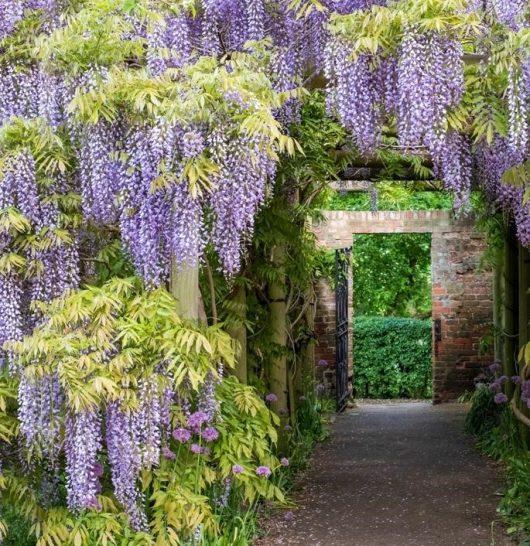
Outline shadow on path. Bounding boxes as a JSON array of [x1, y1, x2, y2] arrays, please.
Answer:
[[256, 402, 512, 546]]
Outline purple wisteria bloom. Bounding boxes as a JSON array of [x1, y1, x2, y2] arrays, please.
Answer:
[[202, 426, 219, 442], [494, 392, 508, 404], [172, 428, 191, 443], [256, 466, 271, 477], [265, 393, 278, 403]]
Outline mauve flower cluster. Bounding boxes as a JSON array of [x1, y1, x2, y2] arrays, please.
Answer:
[[64, 410, 102, 511], [256, 465, 271, 477], [106, 402, 148, 532]]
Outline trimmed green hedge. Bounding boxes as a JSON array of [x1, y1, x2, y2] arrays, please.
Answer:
[[353, 316, 432, 399]]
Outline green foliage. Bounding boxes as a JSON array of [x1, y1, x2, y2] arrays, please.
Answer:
[[0, 118, 80, 280], [1, 278, 288, 545], [465, 383, 502, 437], [327, 188, 453, 212], [353, 316, 432, 399], [353, 234, 432, 317], [467, 387, 530, 544], [276, 91, 352, 196]]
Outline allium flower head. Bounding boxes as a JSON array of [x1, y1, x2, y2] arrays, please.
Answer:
[[232, 464, 243, 474], [318, 359, 328, 367], [499, 375, 509, 384], [202, 426, 219, 442], [284, 424, 293, 432], [172, 427, 191, 443], [489, 361, 502, 373], [280, 457, 289, 467], [489, 381, 501, 393], [191, 443, 203, 454], [494, 392, 508, 404], [512, 375, 522, 385], [256, 466, 271, 477], [265, 393, 278, 403], [188, 411, 209, 430], [162, 447, 176, 460]]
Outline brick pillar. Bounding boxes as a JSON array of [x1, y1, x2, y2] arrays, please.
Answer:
[[312, 210, 494, 404], [314, 279, 337, 393], [431, 230, 494, 403]]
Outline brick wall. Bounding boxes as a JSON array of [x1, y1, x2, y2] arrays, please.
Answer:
[[431, 231, 493, 402], [313, 211, 493, 403]]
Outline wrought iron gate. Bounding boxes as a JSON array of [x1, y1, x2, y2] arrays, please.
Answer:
[[335, 247, 351, 412]]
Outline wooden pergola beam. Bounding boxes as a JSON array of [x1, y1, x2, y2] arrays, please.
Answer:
[[330, 180, 444, 192]]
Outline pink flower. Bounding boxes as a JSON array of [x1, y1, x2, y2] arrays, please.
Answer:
[[172, 428, 191, 443], [202, 426, 219, 442], [162, 447, 176, 460], [188, 411, 209, 430], [256, 466, 271, 477]]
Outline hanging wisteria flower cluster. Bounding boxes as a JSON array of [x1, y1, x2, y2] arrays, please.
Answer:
[[6, 277, 284, 534], [1, 0, 530, 539]]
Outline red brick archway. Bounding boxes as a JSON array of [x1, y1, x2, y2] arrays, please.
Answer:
[[313, 210, 494, 404]]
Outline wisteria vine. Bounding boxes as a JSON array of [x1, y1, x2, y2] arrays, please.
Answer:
[[0, 0, 529, 536]]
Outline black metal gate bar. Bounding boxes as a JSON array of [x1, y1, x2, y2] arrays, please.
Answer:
[[335, 247, 351, 412]]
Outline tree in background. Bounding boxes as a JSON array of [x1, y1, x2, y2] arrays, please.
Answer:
[[353, 233, 432, 318]]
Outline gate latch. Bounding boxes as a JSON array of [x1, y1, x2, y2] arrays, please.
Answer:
[[434, 319, 442, 342]]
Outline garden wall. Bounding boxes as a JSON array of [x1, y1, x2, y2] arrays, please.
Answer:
[[313, 210, 494, 404]]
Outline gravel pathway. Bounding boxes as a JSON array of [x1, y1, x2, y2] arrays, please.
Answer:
[[256, 402, 513, 546]]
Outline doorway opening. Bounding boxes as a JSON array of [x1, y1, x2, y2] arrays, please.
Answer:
[[352, 233, 433, 400]]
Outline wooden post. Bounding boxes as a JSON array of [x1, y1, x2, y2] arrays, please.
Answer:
[[268, 243, 289, 451], [228, 283, 248, 384], [493, 246, 503, 363], [502, 233, 518, 396], [518, 243, 530, 445], [518, 244, 530, 347]]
